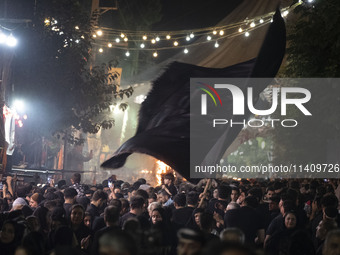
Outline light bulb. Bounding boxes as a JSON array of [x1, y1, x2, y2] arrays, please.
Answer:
[[140, 43, 145, 48], [245, 32, 250, 37], [7, 34, 17, 47], [153, 52, 158, 57], [99, 48, 103, 53], [207, 36, 212, 41], [214, 42, 219, 48], [108, 43, 112, 47], [125, 51, 130, 57], [238, 28, 243, 33], [166, 35, 171, 39], [174, 41, 179, 46], [142, 35, 147, 40], [115, 38, 120, 43], [219, 30, 224, 36], [184, 48, 188, 54], [190, 33, 194, 38]]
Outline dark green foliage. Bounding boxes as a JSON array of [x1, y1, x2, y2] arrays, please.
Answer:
[[13, 0, 133, 139], [273, 0, 340, 164]]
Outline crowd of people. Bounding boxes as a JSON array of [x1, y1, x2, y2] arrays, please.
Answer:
[[1, 172, 340, 255]]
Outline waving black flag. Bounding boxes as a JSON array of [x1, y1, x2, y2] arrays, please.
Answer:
[[101, 10, 286, 180]]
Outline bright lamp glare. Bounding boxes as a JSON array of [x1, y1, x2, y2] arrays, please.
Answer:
[[13, 100, 24, 112], [7, 35, 17, 47]]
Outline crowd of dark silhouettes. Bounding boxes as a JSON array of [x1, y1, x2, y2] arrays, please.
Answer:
[[1, 172, 340, 255]]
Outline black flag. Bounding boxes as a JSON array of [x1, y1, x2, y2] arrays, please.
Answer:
[[102, 9, 286, 181]]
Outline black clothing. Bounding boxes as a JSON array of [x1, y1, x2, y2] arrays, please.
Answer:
[[63, 203, 73, 220], [119, 212, 137, 227], [86, 204, 101, 219], [172, 207, 194, 228], [224, 206, 264, 244], [92, 226, 121, 255], [266, 214, 284, 236], [165, 184, 177, 196], [72, 223, 92, 246]]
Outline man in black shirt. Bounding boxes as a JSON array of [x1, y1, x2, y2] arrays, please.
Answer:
[[172, 193, 193, 229], [86, 190, 108, 227], [120, 196, 145, 227], [92, 206, 121, 255], [224, 196, 265, 245], [163, 173, 177, 197], [63, 188, 78, 219]]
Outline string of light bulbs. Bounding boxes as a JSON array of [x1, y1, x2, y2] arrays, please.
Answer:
[[90, 3, 300, 57]]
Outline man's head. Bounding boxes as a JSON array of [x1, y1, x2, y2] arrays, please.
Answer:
[[220, 228, 245, 244], [280, 199, 295, 216], [248, 188, 263, 202], [266, 187, 275, 199], [230, 187, 240, 202], [130, 196, 145, 215], [104, 206, 120, 226], [99, 230, 137, 255], [164, 173, 175, 185], [177, 228, 205, 255], [64, 188, 78, 203], [218, 185, 231, 200], [174, 193, 186, 208], [226, 202, 240, 211], [316, 219, 338, 241], [268, 196, 280, 211], [12, 198, 27, 210], [186, 191, 199, 207], [71, 173, 81, 185], [91, 190, 108, 208], [157, 189, 170, 204], [243, 196, 258, 209]]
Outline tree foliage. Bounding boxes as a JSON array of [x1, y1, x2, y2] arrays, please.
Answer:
[[272, 0, 340, 164], [13, 0, 133, 140]]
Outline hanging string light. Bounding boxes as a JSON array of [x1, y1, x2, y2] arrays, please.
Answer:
[[89, 3, 301, 55]]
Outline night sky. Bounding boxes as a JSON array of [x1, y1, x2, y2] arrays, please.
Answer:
[[153, 0, 242, 30]]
